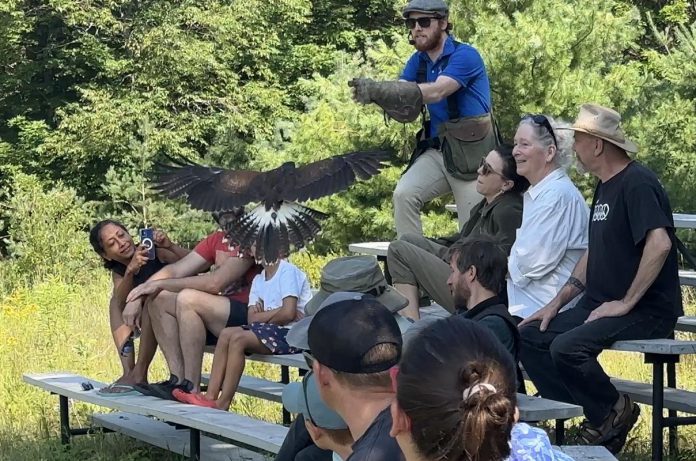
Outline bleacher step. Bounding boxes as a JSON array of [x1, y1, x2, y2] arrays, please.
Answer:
[[611, 378, 696, 414], [92, 412, 268, 461], [559, 445, 617, 460]]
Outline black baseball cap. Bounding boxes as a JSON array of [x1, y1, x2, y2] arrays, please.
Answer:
[[307, 294, 402, 374]]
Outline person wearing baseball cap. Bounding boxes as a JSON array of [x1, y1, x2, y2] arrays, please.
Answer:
[[519, 104, 682, 453], [294, 292, 404, 461], [282, 372, 353, 461]]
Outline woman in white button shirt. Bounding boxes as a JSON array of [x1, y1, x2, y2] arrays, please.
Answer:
[[507, 115, 589, 319]]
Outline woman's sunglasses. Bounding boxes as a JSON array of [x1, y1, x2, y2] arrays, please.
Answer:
[[404, 17, 440, 29], [524, 114, 558, 147], [479, 158, 508, 179]]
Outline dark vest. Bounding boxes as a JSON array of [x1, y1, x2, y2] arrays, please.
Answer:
[[462, 300, 520, 360]]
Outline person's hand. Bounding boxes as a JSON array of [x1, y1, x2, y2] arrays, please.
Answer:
[[585, 300, 632, 323], [294, 310, 305, 321], [518, 303, 560, 332], [123, 301, 142, 328], [153, 229, 172, 249], [248, 301, 264, 314], [126, 281, 160, 303], [348, 78, 376, 104], [126, 246, 150, 275]]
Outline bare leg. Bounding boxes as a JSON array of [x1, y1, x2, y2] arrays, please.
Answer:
[[205, 327, 235, 400], [147, 290, 185, 380], [109, 302, 134, 381], [176, 289, 236, 392], [215, 329, 269, 410], [130, 305, 157, 384], [394, 283, 420, 320]]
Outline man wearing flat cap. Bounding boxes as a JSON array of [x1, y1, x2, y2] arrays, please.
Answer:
[[350, 0, 494, 238], [519, 104, 682, 453]]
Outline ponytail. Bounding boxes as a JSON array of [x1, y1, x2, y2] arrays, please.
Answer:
[[396, 318, 517, 461]]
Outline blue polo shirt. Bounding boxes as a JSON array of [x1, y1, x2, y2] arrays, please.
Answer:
[[400, 36, 491, 138]]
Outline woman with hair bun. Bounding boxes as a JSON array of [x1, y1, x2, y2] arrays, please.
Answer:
[[390, 316, 573, 461]]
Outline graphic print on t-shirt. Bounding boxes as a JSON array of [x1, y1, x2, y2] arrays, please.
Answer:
[[592, 203, 610, 222]]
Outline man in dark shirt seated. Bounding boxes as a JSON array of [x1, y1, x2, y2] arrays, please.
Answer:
[[288, 292, 404, 461], [446, 236, 519, 357]]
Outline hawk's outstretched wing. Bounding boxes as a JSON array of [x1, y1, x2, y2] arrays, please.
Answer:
[[287, 150, 391, 202], [153, 157, 262, 211]]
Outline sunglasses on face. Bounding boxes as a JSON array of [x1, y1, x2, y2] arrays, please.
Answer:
[[479, 158, 507, 179], [524, 114, 558, 147], [302, 371, 318, 426], [303, 350, 315, 370], [405, 16, 439, 29]]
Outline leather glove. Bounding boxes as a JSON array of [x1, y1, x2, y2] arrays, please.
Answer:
[[349, 78, 423, 123]]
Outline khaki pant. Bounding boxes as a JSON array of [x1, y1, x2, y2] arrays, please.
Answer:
[[387, 233, 455, 313], [393, 148, 481, 237]]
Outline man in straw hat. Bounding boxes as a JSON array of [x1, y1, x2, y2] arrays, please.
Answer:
[[518, 103, 682, 453]]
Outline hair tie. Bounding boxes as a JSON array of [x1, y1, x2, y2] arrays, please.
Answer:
[[462, 383, 496, 402]]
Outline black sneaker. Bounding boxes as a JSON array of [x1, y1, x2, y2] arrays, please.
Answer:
[[133, 374, 179, 399]]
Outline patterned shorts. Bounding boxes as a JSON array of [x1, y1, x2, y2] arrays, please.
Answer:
[[244, 322, 300, 355]]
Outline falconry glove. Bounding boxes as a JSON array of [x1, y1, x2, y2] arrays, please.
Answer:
[[349, 78, 423, 123]]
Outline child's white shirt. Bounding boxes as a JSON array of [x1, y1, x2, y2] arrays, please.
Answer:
[[248, 260, 312, 322]]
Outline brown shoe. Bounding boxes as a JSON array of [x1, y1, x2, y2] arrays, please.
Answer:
[[577, 394, 639, 446]]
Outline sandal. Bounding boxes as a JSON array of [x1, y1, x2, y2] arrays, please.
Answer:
[[97, 383, 140, 397], [172, 389, 218, 409]]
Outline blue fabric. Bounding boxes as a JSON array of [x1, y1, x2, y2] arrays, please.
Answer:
[[400, 35, 491, 137], [506, 423, 575, 461]]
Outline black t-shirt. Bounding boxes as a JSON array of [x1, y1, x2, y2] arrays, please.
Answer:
[[584, 161, 682, 318], [111, 258, 166, 287], [347, 407, 403, 461]]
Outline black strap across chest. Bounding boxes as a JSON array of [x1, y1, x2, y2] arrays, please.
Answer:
[[416, 41, 461, 121]]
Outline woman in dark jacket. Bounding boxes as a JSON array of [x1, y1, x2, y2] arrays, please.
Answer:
[[388, 144, 529, 318]]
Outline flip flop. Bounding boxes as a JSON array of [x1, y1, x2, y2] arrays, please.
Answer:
[[97, 383, 140, 397]]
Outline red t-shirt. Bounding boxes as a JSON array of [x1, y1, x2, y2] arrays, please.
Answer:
[[193, 231, 261, 303]]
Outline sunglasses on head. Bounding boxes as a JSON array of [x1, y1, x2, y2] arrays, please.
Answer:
[[405, 16, 440, 29], [524, 114, 558, 147], [479, 158, 507, 179]]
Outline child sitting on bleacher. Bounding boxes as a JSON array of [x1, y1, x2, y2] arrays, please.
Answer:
[[282, 371, 354, 461], [173, 249, 312, 410]]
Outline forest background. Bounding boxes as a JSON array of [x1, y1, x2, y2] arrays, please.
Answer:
[[0, 0, 695, 460]]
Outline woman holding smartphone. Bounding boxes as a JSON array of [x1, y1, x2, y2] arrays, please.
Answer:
[[89, 220, 189, 395]]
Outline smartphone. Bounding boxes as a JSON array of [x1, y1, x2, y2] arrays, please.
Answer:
[[139, 228, 156, 260]]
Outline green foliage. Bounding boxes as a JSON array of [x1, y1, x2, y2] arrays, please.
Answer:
[[3, 173, 95, 286]]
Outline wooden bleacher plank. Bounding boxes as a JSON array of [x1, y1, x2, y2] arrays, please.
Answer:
[[680, 270, 696, 287], [609, 338, 696, 355], [559, 445, 617, 460], [516, 393, 583, 421], [676, 316, 696, 333], [201, 374, 285, 403], [23, 372, 288, 454], [611, 378, 696, 414], [92, 412, 269, 461], [347, 241, 389, 258]]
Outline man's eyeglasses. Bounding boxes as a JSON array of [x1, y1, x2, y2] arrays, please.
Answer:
[[524, 114, 558, 147], [479, 158, 508, 179], [302, 371, 317, 426], [302, 350, 315, 370], [405, 17, 439, 29]]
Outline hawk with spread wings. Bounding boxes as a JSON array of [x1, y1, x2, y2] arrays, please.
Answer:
[[154, 150, 391, 264]]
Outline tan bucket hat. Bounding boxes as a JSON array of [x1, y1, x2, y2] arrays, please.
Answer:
[[564, 103, 638, 154], [304, 255, 408, 315]]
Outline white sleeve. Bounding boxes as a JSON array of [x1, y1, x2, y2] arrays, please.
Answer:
[[248, 274, 262, 306], [508, 201, 584, 286], [278, 263, 303, 300]]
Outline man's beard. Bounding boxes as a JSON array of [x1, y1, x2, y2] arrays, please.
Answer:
[[452, 287, 470, 309], [414, 30, 445, 52]]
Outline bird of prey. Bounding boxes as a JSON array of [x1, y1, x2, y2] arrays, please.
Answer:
[[154, 150, 391, 264]]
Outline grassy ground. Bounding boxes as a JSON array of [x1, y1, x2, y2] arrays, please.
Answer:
[[0, 272, 694, 460]]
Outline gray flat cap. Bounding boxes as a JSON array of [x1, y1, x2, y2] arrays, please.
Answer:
[[402, 0, 449, 18]]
